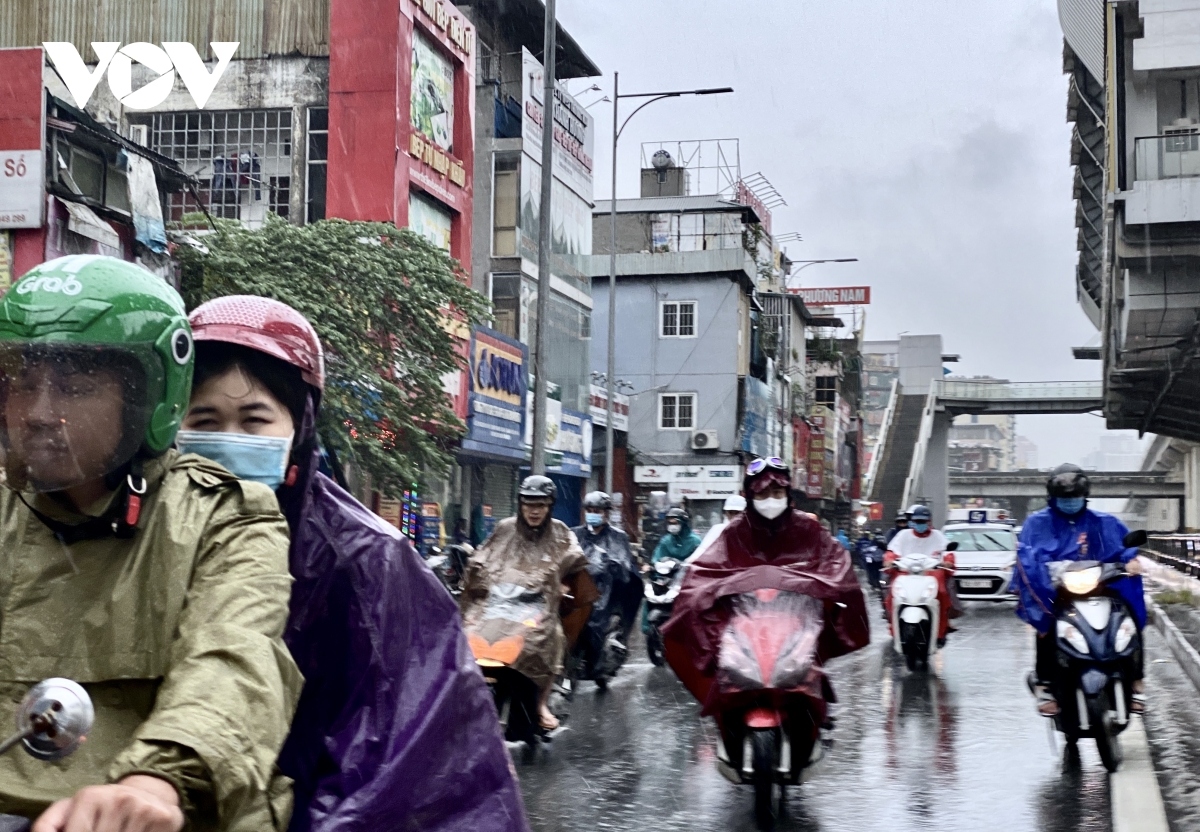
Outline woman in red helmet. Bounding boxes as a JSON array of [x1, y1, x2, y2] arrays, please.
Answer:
[[179, 297, 529, 832]]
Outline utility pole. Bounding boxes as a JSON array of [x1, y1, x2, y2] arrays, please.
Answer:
[[530, 0, 557, 475]]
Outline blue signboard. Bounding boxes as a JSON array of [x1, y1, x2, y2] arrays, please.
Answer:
[[739, 377, 771, 457], [547, 406, 593, 478], [461, 327, 529, 461]]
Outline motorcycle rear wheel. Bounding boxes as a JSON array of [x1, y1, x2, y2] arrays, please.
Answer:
[[752, 729, 782, 830], [1089, 693, 1123, 772]]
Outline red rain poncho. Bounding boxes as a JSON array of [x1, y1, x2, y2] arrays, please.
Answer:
[[662, 508, 870, 714]]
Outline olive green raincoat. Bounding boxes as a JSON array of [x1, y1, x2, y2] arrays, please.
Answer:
[[0, 450, 301, 830]]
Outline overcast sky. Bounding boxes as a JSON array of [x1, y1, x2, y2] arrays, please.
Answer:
[[558, 0, 1146, 467]]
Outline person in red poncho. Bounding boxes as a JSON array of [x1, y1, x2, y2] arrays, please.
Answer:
[[662, 457, 870, 715]]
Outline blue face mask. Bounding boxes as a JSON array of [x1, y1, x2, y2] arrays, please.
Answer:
[[911, 521, 930, 534], [175, 430, 292, 491], [585, 512, 604, 528], [1056, 496, 1086, 515]]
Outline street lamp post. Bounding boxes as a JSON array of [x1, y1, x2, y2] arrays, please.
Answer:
[[604, 74, 733, 495], [782, 258, 859, 290]]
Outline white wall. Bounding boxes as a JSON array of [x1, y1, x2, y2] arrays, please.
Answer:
[[1134, 0, 1200, 72]]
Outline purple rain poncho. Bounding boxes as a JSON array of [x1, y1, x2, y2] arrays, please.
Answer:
[[275, 399, 529, 832]]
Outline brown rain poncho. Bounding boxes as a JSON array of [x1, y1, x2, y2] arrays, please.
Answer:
[[460, 517, 597, 688]]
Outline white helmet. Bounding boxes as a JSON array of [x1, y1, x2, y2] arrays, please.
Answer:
[[723, 495, 747, 512]]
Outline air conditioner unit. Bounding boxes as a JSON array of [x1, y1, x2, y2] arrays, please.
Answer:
[[691, 429, 719, 451]]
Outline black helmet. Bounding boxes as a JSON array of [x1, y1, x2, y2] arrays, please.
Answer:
[[1047, 463, 1090, 498], [583, 491, 612, 511], [894, 510, 908, 522], [519, 475, 557, 503], [665, 507, 688, 523], [910, 505, 932, 523]]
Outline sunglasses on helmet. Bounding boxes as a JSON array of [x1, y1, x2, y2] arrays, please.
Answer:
[[746, 457, 786, 476]]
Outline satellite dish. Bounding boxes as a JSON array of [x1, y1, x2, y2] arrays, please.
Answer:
[[651, 150, 675, 171]]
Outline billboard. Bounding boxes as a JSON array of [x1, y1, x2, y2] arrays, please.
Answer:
[[589, 384, 630, 431], [411, 31, 455, 153], [0, 48, 46, 229], [739, 377, 771, 457], [462, 327, 528, 461], [791, 286, 871, 305], [521, 47, 594, 203]]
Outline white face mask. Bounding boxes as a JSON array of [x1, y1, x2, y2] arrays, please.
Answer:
[[754, 497, 788, 520]]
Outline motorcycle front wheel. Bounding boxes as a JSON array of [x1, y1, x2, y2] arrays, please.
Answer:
[[752, 728, 782, 830], [646, 626, 666, 667], [1089, 693, 1123, 772]]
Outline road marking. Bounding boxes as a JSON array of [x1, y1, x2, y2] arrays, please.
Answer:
[[1111, 716, 1169, 832]]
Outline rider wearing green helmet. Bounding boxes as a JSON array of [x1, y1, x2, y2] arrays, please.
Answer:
[[0, 256, 299, 832]]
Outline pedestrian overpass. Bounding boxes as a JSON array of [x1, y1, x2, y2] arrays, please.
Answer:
[[866, 380, 1106, 527]]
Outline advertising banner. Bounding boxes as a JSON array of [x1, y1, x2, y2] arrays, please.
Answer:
[[790, 286, 871, 305], [521, 47, 594, 203], [739, 377, 771, 457], [463, 327, 528, 461], [0, 49, 46, 229], [589, 384, 630, 431], [411, 31, 455, 153], [806, 421, 826, 499], [547, 407, 593, 477]]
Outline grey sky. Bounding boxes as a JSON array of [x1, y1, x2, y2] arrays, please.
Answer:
[[559, 0, 1145, 467]]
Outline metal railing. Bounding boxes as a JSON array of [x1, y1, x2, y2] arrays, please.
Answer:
[[863, 377, 899, 500], [1146, 535, 1200, 578], [934, 380, 1102, 400], [1135, 134, 1200, 181]]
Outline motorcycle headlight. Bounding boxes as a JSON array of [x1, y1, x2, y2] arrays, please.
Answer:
[[1115, 617, 1138, 652], [1062, 567, 1101, 596], [655, 559, 677, 575], [1057, 619, 1090, 654]]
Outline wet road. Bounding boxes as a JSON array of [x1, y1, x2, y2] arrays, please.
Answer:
[[517, 596, 1114, 832]]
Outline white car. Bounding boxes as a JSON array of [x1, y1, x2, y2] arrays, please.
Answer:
[[943, 522, 1018, 600]]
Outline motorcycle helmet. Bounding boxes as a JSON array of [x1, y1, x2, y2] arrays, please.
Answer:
[[744, 458, 791, 496], [519, 474, 557, 503], [0, 256, 193, 492], [583, 491, 613, 511], [723, 494, 747, 512], [1046, 463, 1090, 498], [665, 507, 688, 523], [190, 295, 325, 391], [895, 510, 908, 523]]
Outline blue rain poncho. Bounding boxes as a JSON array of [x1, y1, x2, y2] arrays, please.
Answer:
[[1012, 503, 1145, 635]]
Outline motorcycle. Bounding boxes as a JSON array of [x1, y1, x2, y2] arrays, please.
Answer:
[[889, 541, 958, 671], [425, 542, 472, 596], [0, 678, 94, 831], [1031, 529, 1146, 772], [563, 538, 639, 694], [466, 583, 553, 761], [644, 557, 685, 666], [712, 589, 833, 831], [856, 537, 885, 596]]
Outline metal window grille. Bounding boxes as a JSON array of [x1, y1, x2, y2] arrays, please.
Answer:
[[815, 376, 837, 405], [678, 302, 696, 336], [137, 110, 293, 226], [662, 303, 678, 337], [677, 394, 695, 428], [660, 393, 696, 429], [661, 395, 677, 428]]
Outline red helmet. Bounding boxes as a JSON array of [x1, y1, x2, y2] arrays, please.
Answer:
[[189, 295, 325, 390]]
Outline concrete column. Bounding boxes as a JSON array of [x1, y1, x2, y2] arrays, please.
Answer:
[[923, 409, 951, 528], [1186, 447, 1200, 532]]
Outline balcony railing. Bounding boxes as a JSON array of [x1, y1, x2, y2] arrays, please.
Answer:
[[1135, 133, 1200, 181]]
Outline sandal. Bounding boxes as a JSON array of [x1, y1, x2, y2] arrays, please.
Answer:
[[1131, 693, 1146, 714], [1034, 686, 1059, 717], [539, 711, 560, 732]]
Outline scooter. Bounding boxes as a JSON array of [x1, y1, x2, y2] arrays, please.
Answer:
[[0, 678, 95, 831], [466, 582, 553, 762], [712, 589, 833, 831], [644, 557, 685, 666], [857, 538, 885, 596], [425, 542, 472, 596], [1032, 530, 1146, 772], [563, 540, 637, 693], [889, 542, 958, 671]]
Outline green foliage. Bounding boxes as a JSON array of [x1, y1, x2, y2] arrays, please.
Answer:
[[173, 215, 489, 497], [1156, 588, 1200, 608]]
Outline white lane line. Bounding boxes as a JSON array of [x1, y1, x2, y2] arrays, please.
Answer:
[[1112, 716, 1169, 832]]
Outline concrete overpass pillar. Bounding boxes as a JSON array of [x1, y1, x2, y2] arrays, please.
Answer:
[[1185, 447, 1200, 532], [923, 409, 951, 528]]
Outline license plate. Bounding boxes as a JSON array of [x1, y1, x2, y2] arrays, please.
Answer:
[[960, 579, 992, 589]]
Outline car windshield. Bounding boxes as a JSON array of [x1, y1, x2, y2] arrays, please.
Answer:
[[944, 528, 1016, 552]]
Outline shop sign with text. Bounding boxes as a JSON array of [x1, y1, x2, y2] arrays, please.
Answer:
[[463, 327, 527, 461]]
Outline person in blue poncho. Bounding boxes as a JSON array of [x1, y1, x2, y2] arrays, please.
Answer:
[[1011, 463, 1146, 717]]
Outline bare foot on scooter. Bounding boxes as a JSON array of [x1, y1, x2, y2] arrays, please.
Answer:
[[539, 704, 560, 731], [1035, 685, 1059, 716]]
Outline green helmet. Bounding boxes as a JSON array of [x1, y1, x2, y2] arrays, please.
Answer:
[[0, 256, 193, 490]]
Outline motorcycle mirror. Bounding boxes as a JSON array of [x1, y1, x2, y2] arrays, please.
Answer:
[[1123, 530, 1148, 549], [945, 542, 959, 552], [16, 678, 94, 761]]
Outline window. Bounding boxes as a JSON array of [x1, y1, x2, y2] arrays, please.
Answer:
[[493, 156, 518, 256], [815, 376, 837, 406], [661, 301, 697, 338], [306, 108, 328, 223], [660, 393, 696, 430]]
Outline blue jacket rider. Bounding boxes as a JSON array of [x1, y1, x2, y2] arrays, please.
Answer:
[[1011, 463, 1146, 715]]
